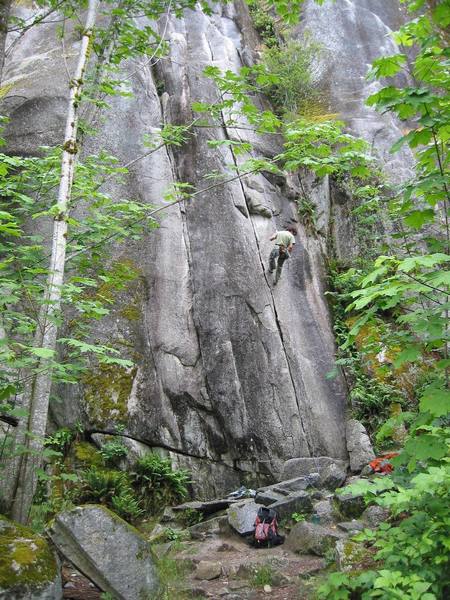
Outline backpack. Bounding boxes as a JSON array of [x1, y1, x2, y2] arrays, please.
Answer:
[[252, 506, 284, 548]]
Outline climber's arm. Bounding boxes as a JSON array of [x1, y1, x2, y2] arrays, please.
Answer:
[[269, 232, 277, 241]]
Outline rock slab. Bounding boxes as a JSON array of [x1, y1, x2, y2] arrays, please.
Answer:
[[335, 492, 366, 519], [270, 491, 313, 519], [255, 476, 312, 505], [0, 515, 62, 600], [312, 499, 335, 524], [227, 500, 260, 536], [335, 539, 369, 572], [194, 561, 222, 580], [49, 505, 159, 600], [286, 521, 344, 557], [346, 420, 375, 472], [282, 457, 348, 485]]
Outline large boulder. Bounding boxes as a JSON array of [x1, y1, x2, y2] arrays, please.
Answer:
[[227, 500, 260, 536], [286, 521, 344, 556], [0, 515, 62, 600], [188, 515, 229, 539], [49, 505, 159, 600], [320, 463, 347, 490], [346, 420, 375, 472], [281, 457, 348, 485]]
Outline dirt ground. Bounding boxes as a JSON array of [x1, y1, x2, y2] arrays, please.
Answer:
[[168, 532, 327, 599], [62, 529, 327, 599]]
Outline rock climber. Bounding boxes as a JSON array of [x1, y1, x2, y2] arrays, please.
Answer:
[[268, 225, 297, 284]]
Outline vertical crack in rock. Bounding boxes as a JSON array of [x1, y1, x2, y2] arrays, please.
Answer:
[[205, 3, 313, 453], [218, 102, 312, 455]]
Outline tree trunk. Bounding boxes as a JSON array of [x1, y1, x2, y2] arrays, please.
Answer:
[[0, 0, 11, 81], [6, 0, 99, 524]]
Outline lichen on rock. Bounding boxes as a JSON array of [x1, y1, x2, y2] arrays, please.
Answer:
[[0, 515, 62, 599]]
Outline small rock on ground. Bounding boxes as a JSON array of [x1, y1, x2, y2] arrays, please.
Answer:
[[195, 560, 222, 580]]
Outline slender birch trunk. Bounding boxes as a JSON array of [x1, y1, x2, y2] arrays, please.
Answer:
[[7, 0, 99, 523], [0, 1, 11, 81]]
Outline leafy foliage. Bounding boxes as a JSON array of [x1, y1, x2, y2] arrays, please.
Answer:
[[247, 0, 279, 48], [193, 62, 374, 183], [260, 37, 323, 116], [0, 142, 155, 419], [327, 265, 405, 435], [75, 452, 191, 521], [320, 0, 450, 597], [130, 454, 191, 513], [78, 467, 143, 521], [251, 564, 275, 588], [98, 438, 128, 466]]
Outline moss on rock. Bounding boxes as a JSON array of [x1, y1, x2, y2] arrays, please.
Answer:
[[119, 304, 141, 321], [83, 364, 137, 427], [73, 441, 103, 467], [0, 515, 59, 592], [335, 539, 376, 572]]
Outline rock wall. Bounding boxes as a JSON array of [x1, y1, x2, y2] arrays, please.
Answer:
[[297, 0, 414, 260], [0, 0, 411, 497]]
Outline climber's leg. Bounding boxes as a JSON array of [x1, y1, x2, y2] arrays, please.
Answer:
[[274, 252, 287, 285], [268, 247, 279, 273]]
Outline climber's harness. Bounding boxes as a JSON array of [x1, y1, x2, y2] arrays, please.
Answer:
[[278, 244, 290, 258]]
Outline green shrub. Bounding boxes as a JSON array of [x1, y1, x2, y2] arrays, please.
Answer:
[[111, 489, 144, 521], [44, 427, 75, 456], [130, 454, 190, 513], [79, 467, 131, 504], [247, 0, 279, 47], [99, 438, 128, 466], [178, 507, 203, 527], [319, 456, 450, 599], [78, 467, 144, 522], [291, 512, 306, 523], [251, 564, 274, 588], [326, 264, 405, 436], [296, 196, 316, 231], [260, 37, 323, 116]]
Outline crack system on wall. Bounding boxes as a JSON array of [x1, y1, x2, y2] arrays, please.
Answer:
[[215, 69, 313, 455]]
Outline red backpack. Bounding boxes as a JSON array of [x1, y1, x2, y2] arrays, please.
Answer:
[[253, 507, 284, 547]]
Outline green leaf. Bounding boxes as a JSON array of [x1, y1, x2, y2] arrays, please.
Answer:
[[8, 407, 29, 418], [397, 253, 450, 272], [0, 384, 17, 401], [368, 54, 407, 79], [404, 209, 435, 229], [29, 347, 55, 359], [432, 3, 450, 27], [404, 434, 448, 461], [60, 472, 79, 482], [393, 345, 421, 367], [419, 386, 450, 418]]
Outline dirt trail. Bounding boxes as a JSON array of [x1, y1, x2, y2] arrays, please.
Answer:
[[168, 531, 326, 599]]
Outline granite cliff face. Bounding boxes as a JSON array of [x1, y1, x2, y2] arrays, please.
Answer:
[[0, 1, 411, 496]]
